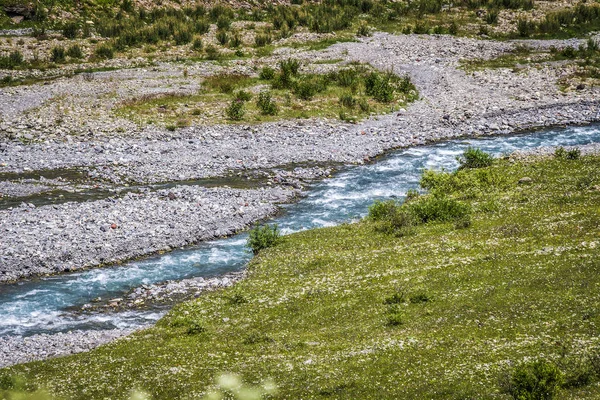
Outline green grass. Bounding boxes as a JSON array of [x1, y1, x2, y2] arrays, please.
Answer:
[[116, 65, 417, 126], [2, 153, 600, 399]]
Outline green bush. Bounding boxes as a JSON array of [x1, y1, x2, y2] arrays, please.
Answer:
[[66, 44, 84, 59], [279, 58, 300, 76], [508, 360, 564, 400], [50, 46, 66, 63], [216, 15, 232, 31], [235, 90, 252, 102], [62, 21, 79, 39], [0, 50, 24, 69], [294, 81, 318, 100], [357, 22, 371, 36], [254, 33, 272, 47], [486, 9, 499, 24], [226, 99, 245, 120], [457, 147, 494, 170], [368, 200, 399, 221], [364, 72, 395, 103], [95, 44, 114, 59], [517, 18, 535, 37], [174, 28, 193, 45], [216, 30, 229, 46], [409, 293, 430, 303], [192, 38, 203, 51], [259, 66, 276, 80], [205, 45, 221, 60], [247, 224, 281, 254], [385, 305, 404, 326], [230, 34, 243, 48], [257, 91, 278, 115], [339, 93, 356, 108], [406, 195, 471, 224]]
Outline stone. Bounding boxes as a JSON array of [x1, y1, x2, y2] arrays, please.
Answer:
[[518, 177, 533, 185]]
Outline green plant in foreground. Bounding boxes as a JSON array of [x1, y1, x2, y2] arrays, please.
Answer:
[[247, 224, 281, 254], [50, 46, 66, 63]]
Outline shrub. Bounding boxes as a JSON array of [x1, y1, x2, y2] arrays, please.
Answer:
[[0, 50, 24, 69], [50, 46, 66, 63], [385, 305, 404, 326], [336, 68, 359, 87], [257, 91, 278, 115], [186, 322, 205, 335], [555, 147, 581, 160], [194, 19, 210, 35], [216, 15, 232, 31], [279, 58, 300, 76], [205, 45, 220, 60], [294, 81, 318, 100], [365, 72, 395, 103], [409, 293, 430, 303], [235, 90, 252, 102], [247, 224, 281, 254], [66, 44, 84, 59], [357, 22, 371, 36], [384, 291, 406, 304], [566, 148, 581, 160], [230, 34, 243, 48], [174, 28, 193, 45], [95, 44, 114, 59], [368, 200, 399, 221], [226, 99, 245, 120], [216, 30, 229, 46], [192, 38, 203, 51], [406, 195, 471, 224], [254, 33, 272, 47], [259, 66, 276, 80], [517, 18, 535, 37], [62, 22, 79, 39], [339, 93, 356, 108], [507, 360, 564, 400], [486, 9, 499, 24], [457, 147, 494, 169]]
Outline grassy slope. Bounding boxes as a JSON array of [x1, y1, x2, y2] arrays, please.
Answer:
[[3, 154, 600, 399]]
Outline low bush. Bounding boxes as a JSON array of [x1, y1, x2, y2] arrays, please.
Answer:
[[255, 33, 272, 47], [235, 90, 252, 102], [0, 50, 24, 69], [62, 22, 79, 39], [259, 66, 276, 80], [247, 224, 281, 254], [339, 93, 356, 108], [226, 99, 245, 120], [66, 44, 84, 59], [50, 46, 66, 63], [457, 147, 494, 169], [257, 91, 278, 115], [94, 44, 114, 59], [216, 30, 229, 46], [507, 360, 564, 400], [406, 195, 471, 224]]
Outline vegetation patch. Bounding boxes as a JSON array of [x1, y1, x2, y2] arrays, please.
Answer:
[[117, 61, 417, 127]]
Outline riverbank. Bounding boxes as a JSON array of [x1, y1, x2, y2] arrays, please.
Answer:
[[3, 150, 599, 399], [1, 33, 599, 284]]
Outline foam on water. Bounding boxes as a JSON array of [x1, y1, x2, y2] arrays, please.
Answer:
[[1, 125, 599, 337]]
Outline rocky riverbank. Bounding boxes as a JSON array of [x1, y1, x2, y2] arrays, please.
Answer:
[[1, 32, 599, 369]]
